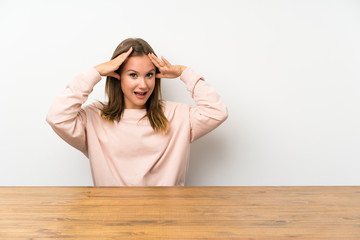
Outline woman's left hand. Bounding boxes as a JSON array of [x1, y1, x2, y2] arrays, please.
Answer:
[[148, 53, 187, 79]]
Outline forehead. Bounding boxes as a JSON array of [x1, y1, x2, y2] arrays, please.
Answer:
[[122, 55, 155, 71]]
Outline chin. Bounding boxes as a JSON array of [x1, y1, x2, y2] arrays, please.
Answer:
[[134, 100, 148, 108]]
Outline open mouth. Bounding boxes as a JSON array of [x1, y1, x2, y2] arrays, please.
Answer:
[[134, 91, 147, 96]]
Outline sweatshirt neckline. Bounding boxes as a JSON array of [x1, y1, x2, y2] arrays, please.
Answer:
[[122, 108, 147, 119]]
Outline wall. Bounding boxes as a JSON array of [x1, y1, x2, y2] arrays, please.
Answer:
[[0, 0, 359, 186]]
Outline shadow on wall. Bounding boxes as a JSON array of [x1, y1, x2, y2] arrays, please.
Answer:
[[186, 130, 231, 186]]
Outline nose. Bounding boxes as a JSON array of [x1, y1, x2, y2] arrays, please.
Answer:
[[138, 77, 148, 89]]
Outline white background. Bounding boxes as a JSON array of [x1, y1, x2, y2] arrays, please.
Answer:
[[0, 0, 359, 186]]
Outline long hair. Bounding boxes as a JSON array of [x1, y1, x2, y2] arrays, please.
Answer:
[[97, 38, 169, 133]]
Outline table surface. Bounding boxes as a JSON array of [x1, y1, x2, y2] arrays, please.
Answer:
[[0, 186, 359, 239]]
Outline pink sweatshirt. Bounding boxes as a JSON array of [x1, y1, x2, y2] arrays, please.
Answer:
[[46, 67, 228, 186]]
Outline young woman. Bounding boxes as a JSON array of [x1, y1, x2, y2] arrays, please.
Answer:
[[46, 38, 228, 186]]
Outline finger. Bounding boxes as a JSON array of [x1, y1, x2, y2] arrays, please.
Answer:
[[109, 72, 121, 80], [147, 53, 161, 68], [125, 46, 133, 56], [116, 47, 133, 64], [148, 53, 161, 68], [161, 56, 172, 68], [116, 47, 132, 60], [150, 53, 165, 68]]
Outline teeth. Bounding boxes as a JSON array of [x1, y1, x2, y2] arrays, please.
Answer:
[[135, 92, 146, 95]]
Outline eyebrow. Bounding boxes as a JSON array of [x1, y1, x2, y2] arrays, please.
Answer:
[[127, 69, 156, 73]]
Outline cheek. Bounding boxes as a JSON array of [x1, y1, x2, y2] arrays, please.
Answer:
[[149, 79, 156, 90], [120, 78, 133, 91]]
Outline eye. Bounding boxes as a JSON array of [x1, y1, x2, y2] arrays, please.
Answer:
[[146, 73, 154, 78], [129, 73, 137, 78]]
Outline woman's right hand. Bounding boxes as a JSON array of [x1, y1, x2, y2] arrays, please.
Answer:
[[94, 47, 133, 80]]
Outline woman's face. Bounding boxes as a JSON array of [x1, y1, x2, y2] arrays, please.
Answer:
[[120, 55, 156, 109]]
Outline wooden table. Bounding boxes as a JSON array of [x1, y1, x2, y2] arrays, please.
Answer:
[[0, 186, 359, 239]]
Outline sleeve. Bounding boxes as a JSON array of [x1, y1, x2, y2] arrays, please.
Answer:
[[46, 67, 102, 157], [180, 67, 228, 142]]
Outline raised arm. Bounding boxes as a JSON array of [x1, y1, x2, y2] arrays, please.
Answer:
[[180, 68, 228, 142], [46, 68, 102, 156], [46, 48, 133, 156], [148, 53, 228, 142]]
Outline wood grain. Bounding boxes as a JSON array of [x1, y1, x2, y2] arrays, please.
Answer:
[[0, 186, 359, 239]]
